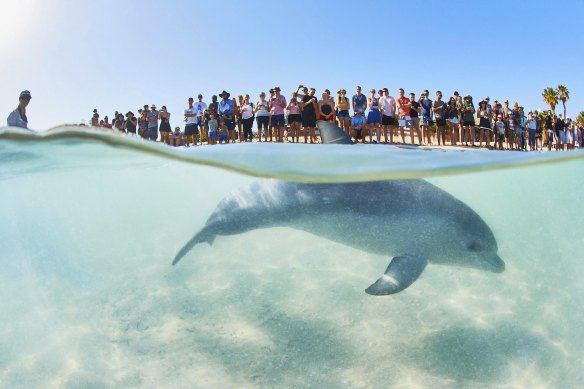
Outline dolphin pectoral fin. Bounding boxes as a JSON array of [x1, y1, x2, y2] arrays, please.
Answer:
[[365, 254, 428, 296], [172, 230, 216, 266]]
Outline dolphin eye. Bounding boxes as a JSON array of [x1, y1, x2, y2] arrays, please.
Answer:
[[468, 242, 482, 252]]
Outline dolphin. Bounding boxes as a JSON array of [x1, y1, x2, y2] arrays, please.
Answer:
[[173, 121, 504, 295]]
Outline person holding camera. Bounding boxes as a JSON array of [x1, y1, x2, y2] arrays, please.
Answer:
[[241, 94, 255, 142], [254, 92, 270, 142], [159, 105, 172, 144], [125, 111, 137, 135], [287, 92, 302, 143], [269, 86, 287, 142]]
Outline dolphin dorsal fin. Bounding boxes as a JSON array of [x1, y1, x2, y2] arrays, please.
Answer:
[[316, 121, 354, 144]]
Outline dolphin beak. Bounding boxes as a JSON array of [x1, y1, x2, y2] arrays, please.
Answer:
[[489, 254, 505, 273]]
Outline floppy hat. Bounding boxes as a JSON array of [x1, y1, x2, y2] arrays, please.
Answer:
[[219, 90, 230, 98], [126, 111, 134, 117]]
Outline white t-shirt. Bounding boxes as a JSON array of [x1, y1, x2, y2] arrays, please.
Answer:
[[195, 101, 207, 117], [241, 103, 254, 120], [379, 96, 396, 117], [185, 107, 197, 124]]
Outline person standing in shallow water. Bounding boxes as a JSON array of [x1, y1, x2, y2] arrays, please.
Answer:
[[254, 92, 270, 142], [138, 106, 148, 138], [269, 86, 287, 143], [298, 86, 318, 144], [7, 90, 31, 129], [432, 91, 447, 146], [366, 89, 381, 143], [147, 104, 159, 141]]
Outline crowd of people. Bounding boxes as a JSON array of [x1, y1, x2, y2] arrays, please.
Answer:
[[91, 86, 583, 151]]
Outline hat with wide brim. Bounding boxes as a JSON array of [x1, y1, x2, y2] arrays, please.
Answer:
[[273, 86, 281, 92], [126, 111, 134, 117], [150, 104, 156, 109], [219, 90, 230, 98]]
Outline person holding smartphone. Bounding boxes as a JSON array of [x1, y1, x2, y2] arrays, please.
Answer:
[[269, 86, 287, 142]]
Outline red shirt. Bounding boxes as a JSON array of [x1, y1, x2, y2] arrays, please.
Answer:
[[397, 96, 410, 116]]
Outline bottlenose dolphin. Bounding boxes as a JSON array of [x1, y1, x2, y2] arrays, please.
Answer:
[[173, 122, 504, 295]]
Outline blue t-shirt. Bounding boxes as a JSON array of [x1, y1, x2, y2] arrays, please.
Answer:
[[351, 115, 365, 128], [218, 99, 234, 116], [420, 99, 432, 118], [208, 119, 218, 134], [352, 94, 367, 114], [147, 110, 158, 128]]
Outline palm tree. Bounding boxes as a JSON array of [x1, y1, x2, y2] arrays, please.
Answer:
[[556, 85, 570, 119], [577, 111, 584, 127], [542, 87, 558, 114]]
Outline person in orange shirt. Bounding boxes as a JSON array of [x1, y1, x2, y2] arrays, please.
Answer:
[[396, 88, 411, 144]]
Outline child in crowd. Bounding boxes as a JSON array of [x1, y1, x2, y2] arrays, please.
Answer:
[[207, 113, 218, 145], [495, 105, 506, 150], [218, 118, 228, 144]]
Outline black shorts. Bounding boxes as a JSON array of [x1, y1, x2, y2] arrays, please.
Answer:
[[302, 112, 317, 128], [225, 119, 235, 131], [436, 118, 446, 127], [463, 120, 475, 126], [184, 123, 199, 136], [256, 116, 269, 130], [382, 115, 395, 126], [288, 114, 302, 124]]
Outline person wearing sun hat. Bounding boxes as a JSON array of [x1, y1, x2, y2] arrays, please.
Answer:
[[218, 90, 235, 142], [125, 111, 137, 135], [146, 104, 159, 141], [7, 90, 31, 129]]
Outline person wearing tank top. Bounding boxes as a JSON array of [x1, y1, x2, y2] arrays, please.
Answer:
[[336, 89, 350, 135], [318, 90, 335, 123], [366, 89, 382, 143]]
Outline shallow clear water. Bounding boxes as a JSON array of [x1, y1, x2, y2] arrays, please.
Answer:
[[1, 127, 583, 388]]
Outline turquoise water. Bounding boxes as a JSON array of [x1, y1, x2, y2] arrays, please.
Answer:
[[1, 127, 583, 388]]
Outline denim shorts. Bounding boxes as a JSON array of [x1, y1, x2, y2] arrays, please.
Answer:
[[337, 110, 350, 118], [420, 116, 431, 126], [271, 114, 285, 126]]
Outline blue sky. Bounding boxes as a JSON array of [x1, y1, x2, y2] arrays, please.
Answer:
[[2, 0, 583, 129]]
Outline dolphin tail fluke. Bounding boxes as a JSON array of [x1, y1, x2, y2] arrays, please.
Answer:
[[172, 230, 215, 266], [365, 254, 428, 296]]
